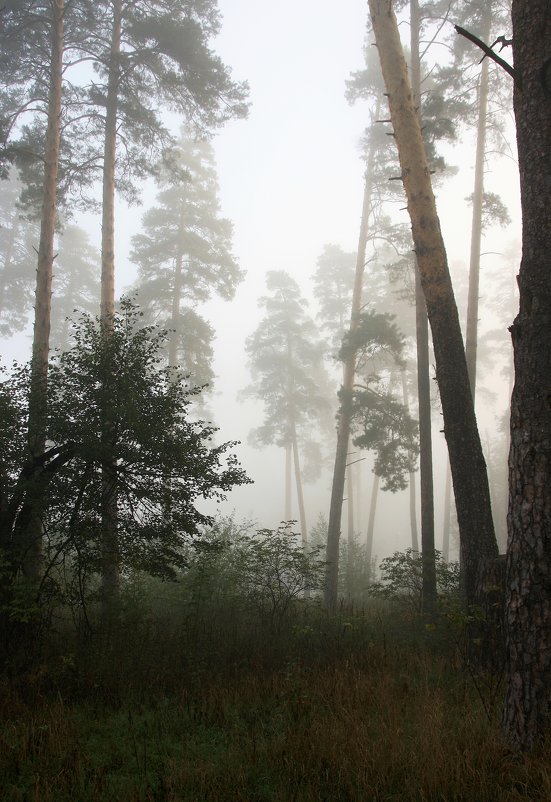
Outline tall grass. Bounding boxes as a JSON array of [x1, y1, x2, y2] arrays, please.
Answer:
[[1, 591, 551, 802]]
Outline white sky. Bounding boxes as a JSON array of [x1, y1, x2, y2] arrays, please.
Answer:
[[191, 1, 521, 556], [4, 1, 520, 561]]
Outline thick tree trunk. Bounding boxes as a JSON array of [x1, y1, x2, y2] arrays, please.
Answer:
[[100, 0, 122, 611], [24, 0, 64, 579], [325, 124, 378, 610], [368, 0, 498, 608], [502, 0, 551, 752]]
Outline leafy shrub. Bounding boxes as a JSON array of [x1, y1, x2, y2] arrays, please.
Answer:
[[369, 548, 460, 613]]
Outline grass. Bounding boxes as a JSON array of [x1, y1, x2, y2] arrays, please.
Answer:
[[1, 600, 551, 801]]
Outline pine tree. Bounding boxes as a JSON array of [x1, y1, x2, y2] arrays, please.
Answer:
[[50, 224, 100, 352], [243, 271, 332, 544], [131, 130, 242, 395]]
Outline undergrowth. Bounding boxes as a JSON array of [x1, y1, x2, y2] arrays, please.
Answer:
[[1, 590, 551, 802]]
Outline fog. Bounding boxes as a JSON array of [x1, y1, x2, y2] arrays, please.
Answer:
[[1, 0, 520, 567]]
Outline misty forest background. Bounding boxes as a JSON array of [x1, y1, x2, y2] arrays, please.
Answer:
[[1, 1, 550, 801]]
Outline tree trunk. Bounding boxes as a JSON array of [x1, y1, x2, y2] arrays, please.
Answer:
[[401, 369, 419, 551], [465, 8, 491, 398], [442, 460, 451, 562], [284, 444, 292, 522], [368, 0, 498, 608], [168, 206, 186, 369], [346, 463, 355, 596], [366, 473, 379, 572], [502, 0, 551, 752], [410, 0, 437, 614], [24, 0, 64, 579], [325, 113, 378, 610], [99, 0, 123, 612], [290, 422, 307, 546]]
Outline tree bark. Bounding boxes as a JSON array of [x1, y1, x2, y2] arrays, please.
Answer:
[[325, 116, 378, 611], [368, 0, 498, 608], [24, 0, 64, 579], [502, 0, 551, 752]]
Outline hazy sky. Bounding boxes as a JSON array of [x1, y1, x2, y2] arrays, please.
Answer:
[[5, 1, 520, 559], [194, 1, 521, 552]]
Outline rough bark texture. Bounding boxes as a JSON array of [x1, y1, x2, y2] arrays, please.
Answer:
[[503, 0, 551, 752], [24, 0, 64, 578], [368, 0, 498, 608]]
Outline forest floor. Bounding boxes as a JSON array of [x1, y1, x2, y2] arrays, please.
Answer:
[[1, 602, 551, 802]]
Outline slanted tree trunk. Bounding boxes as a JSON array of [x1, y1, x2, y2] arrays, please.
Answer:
[[24, 0, 64, 579], [99, 0, 123, 612], [368, 0, 498, 608], [502, 0, 551, 752], [325, 113, 378, 610]]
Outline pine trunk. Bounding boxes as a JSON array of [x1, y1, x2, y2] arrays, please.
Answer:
[[168, 207, 186, 369], [365, 473, 379, 571], [401, 369, 419, 552], [465, 8, 491, 397], [290, 422, 307, 546], [502, 0, 551, 752], [368, 0, 498, 608], [24, 0, 64, 579], [410, 0, 436, 614], [284, 444, 292, 522], [442, 461, 451, 562], [325, 120, 378, 610]]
